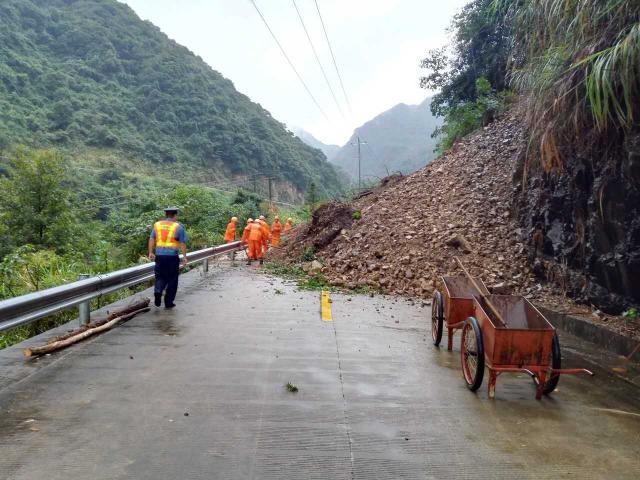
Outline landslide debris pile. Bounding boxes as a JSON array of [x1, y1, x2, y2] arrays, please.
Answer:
[[273, 110, 640, 340], [276, 111, 550, 300]]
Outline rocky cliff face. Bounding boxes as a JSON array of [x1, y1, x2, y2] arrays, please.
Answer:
[[516, 127, 640, 314]]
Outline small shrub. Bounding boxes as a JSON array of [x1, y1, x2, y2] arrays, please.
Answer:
[[622, 308, 638, 320], [285, 382, 299, 393], [301, 246, 316, 262], [352, 210, 362, 220], [432, 78, 511, 153]]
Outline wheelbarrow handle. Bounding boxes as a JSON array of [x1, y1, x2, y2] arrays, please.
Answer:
[[551, 368, 595, 376]]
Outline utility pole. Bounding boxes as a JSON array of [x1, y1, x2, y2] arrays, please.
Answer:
[[350, 136, 367, 189]]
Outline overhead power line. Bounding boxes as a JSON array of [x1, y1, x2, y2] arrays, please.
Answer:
[[292, 0, 344, 119], [250, 0, 329, 121], [314, 0, 352, 115]]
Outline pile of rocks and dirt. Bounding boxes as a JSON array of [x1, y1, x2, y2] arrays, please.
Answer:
[[272, 110, 640, 341]]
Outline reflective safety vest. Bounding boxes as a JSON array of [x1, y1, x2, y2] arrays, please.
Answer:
[[154, 220, 181, 249]]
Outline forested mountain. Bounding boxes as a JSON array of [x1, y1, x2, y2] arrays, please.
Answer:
[[0, 0, 342, 194], [331, 98, 441, 181], [293, 128, 340, 163]]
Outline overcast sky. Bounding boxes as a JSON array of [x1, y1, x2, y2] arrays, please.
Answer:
[[120, 0, 468, 145]]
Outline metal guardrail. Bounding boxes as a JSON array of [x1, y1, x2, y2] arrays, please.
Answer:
[[0, 242, 242, 333]]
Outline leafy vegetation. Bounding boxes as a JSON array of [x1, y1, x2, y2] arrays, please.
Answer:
[[493, 0, 640, 171], [622, 308, 638, 320], [430, 77, 511, 152], [262, 261, 330, 291], [421, 0, 639, 167], [0, 0, 343, 194], [301, 246, 316, 262], [421, 0, 512, 149]]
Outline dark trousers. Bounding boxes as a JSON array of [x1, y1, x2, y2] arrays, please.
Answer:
[[154, 255, 180, 306]]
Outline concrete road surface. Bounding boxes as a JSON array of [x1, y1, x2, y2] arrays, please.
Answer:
[[1, 263, 639, 479]]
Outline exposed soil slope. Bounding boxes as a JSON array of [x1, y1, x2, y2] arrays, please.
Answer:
[[273, 110, 640, 341]]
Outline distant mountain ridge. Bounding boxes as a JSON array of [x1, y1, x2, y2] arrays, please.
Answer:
[[331, 98, 441, 181], [293, 128, 340, 163], [0, 0, 342, 194]]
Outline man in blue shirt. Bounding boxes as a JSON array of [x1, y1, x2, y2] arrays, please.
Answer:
[[148, 207, 188, 308]]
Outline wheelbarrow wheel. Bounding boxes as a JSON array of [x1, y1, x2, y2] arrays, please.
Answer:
[[461, 317, 484, 392], [431, 290, 444, 346], [542, 334, 561, 395]]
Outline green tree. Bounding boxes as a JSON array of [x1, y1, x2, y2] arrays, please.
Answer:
[[420, 0, 511, 118], [0, 148, 75, 253], [305, 181, 319, 207]]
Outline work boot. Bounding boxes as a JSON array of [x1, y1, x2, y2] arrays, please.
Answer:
[[165, 303, 176, 309], [259, 259, 264, 265], [154, 293, 162, 307], [246, 259, 252, 265]]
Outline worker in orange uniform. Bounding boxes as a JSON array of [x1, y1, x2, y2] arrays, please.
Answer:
[[258, 215, 270, 255], [271, 216, 282, 247], [284, 217, 293, 234], [241, 218, 253, 263], [247, 218, 265, 265], [224, 216, 238, 242], [224, 216, 238, 260], [241, 218, 253, 245]]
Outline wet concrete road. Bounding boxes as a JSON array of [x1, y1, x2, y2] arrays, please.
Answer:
[[0, 264, 639, 479]]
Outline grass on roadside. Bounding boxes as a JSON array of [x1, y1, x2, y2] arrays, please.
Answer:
[[262, 261, 335, 292], [262, 260, 383, 296]]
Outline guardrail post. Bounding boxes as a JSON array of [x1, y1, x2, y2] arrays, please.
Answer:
[[78, 274, 91, 326], [202, 245, 209, 273]]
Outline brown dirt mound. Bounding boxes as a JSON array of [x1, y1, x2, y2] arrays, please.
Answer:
[[270, 202, 353, 262], [306, 202, 354, 250]]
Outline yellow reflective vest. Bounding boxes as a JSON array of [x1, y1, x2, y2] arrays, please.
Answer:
[[153, 220, 181, 249]]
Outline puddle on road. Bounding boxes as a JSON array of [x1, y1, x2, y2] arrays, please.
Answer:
[[0, 401, 48, 437], [154, 318, 181, 336], [432, 349, 460, 370]]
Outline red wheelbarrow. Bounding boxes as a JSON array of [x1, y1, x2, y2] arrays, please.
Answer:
[[431, 275, 489, 351], [432, 261, 594, 399]]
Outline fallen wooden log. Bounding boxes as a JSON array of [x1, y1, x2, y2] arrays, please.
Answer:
[[24, 300, 150, 358], [46, 299, 151, 345]]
